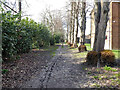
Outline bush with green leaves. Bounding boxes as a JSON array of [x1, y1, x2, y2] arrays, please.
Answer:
[[49, 34, 55, 46], [2, 11, 19, 59], [54, 34, 61, 43], [2, 11, 54, 61]]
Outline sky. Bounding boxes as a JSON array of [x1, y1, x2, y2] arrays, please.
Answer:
[[25, 0, 93, 35], [7, 0, 94, 35], [24, 0, 69, 22]]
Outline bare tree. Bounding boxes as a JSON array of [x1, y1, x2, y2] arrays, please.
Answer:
[[69, 2, 74, 44], [96, 2, 110, 50], [18, 0, 21, 20], [71, 2, 76, 44], [93, 1, 101, 51], [74, 1, 80, 47], [79, 0, 86, 45], [93, 0, 110, 68], [66, 11, 71, 42], [40, 8, 64, 36]]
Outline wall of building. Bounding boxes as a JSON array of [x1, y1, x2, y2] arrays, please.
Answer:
[[112, 2, 120, 50], [90, 9, 95, 49], [90, 2, 120, 50], [90, 8, 112, 50], [104, 2, 112, 50]]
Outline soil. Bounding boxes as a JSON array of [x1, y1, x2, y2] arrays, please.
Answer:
[[2, 44, 120, 88], [2, 48, 54, 88]]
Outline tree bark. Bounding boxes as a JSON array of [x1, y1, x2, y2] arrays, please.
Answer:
[[74, 2, 80, 47], [79, 1, 86, 45], [66, 11, 69, 42], [70, 2, 73, 43], [93, 1, 101, 51], [96, 2, 110, 52], [18, 0, 21, 20], [95, 1, 110, 68], [71, 2, 76, 44]]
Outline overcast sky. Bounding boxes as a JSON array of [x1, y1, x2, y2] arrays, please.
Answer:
[[22, 0, 69, 22], [7, 0, 93, 35], [25, 0, 93, 35]]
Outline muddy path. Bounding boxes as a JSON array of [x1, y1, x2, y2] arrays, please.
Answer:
[[20, 45, 98, 88], [3, 45, 119, 88]]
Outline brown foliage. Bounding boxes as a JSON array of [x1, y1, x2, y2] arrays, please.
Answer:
[[86, 50, 115, 65], [70, 44, 78, 48], [70, 44, 73, 47], [101, 50, 115, 64], [67, 42, 71, 45], [78, 45, 87, 52], [67, 42, 73, 47], [86, 51, 98, 65], [73, 44, 78, 48]]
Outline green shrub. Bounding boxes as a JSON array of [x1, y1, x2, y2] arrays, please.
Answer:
[[2, 69, 9, 74], [50, 35, 55, 46], [54, 34, 61, 43], [103, 65, 117, 72], [2, 11, 18, 60], [93, 76, 99, 79], [2, 11, 55, 61]]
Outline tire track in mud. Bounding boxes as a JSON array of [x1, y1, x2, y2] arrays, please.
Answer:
[[21, 45, 62, 88]]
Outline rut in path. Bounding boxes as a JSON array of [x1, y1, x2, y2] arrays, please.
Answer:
[[21, 45, 98, 88]]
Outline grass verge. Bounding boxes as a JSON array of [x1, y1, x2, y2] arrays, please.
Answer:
[[112, 50, 120, 59], [85, 43, 92, 51]]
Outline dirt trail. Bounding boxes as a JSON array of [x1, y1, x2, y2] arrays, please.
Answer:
[[21, 45, 97, 88]]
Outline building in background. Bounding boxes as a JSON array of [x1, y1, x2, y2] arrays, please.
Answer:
[[90, 1, 120, 50], [85, 34, 91, 43]]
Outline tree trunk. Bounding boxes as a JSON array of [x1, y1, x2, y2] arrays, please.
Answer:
[[18, 0, 21, 20], [71, 2, 76, 44], [70, 2, 73, 43], [96, 2, 110, 52], [79, 1, 86, 45], [96, 1, 110, 68], [67, 23, 69, 42], [74, 2, 80, 47], [93, 1, 101, 51]]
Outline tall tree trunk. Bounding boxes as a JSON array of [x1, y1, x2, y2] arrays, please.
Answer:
[[74, 2, 79, 47], [70, 2, 73, 43], [79, 1, 86, 45], [71, 2, 76, 44], [93, 1, 101, 51], [18, 0, 21, 20], [67, 22, 69, 42], [96, 1, 110, 68], [96, 2, 110, 52]]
